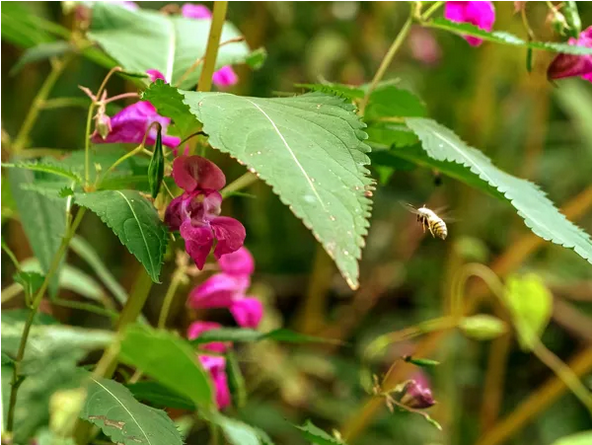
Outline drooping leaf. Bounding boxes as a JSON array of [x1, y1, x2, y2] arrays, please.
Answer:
[[294, 420, 346, 445], [8, 167, 66, 296], [427, 18, 592, 54], [406, 118, 592, 265], [88, 2, 251, 89], [503, 274, 553, 351], [2, 160, 83, 182], [551, 431, 592, 445], [118, 325, 214, 411], [75, 190, 167, 282], [146, 83, 373, 289], [70, 235, 130, 307], [459, 315, 508, 341], [80, 376, 183, 445], [10, 40, 73, 74], [127, 381, 195, 410], [148, 125, 165, 198]]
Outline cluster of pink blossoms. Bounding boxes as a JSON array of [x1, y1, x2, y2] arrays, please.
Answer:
[[187, 246, 262, 409]]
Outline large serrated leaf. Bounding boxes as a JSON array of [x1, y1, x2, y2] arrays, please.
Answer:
[[75, 190, 167, 283], [88, 2, 251, 89], [80, 377, 183, 445], [2, 160, 82, 182], [145, 82, 373, 289], [294, 420, 346, 445], [119, 325, 214, 411], [428, 18, 592, 55], [7, 168, 66, 296], [406, 118, 592, 265]]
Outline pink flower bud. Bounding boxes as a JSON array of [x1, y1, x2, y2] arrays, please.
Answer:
[[400, 376, 436, 409]]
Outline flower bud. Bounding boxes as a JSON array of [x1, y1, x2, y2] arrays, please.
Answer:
[[400, 379, 435, 409]]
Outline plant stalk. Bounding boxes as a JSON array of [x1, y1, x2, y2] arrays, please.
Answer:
[[197, 1, 228, 92], [220, 172, 258, 197]]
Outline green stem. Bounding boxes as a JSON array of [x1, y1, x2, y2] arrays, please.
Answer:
[[220, 172, 258, 198], [5, 207, 86, 432], [1, 241, 20, 269], [52, 298, 119, 320], [197, 1, 228, 92], [358, 8, 413, 116], [421, 1, 444, 20], [99, 144, 145, 186], [157, 270, 184, 329], [12, 55, 73, 153]]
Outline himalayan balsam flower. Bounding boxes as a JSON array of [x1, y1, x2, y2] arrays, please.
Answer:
[[444, 1, 496, 47], [181, 3, 239, 87], [189, 247, 264, 328], [548, 26, 592, 82], [200, 355, 231, 409], [165, 156, 246, 269], [187, 321, 229, 354], [400, 374, 436, 409]]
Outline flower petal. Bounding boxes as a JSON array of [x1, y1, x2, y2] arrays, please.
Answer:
[[146, 69, 167, 83], [180, 220, 214, 269], [171, 155, 226, 192], [199, 355, 231, 409], [211, 216, 246, 259], [218, 246, 255, 276], [212, 66, 239, 88], [230, 297, 263, 328], [164, 195, 187, 231], [188, 273, 248, 309], [444, 1, 495, 47], [547, 26, 592, 82], [187, 321, 229, 354], [181, 3, 212, 19]]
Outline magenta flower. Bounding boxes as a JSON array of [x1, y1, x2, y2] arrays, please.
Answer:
[[444, 1, 495, 46], [188, 321, 230, 354], [218, 246, 255, 276], [189, 273, 250, 308], [199, 355, 231, 409], [90, 101, 180, 148], [400, 373, 436, 409], [146, 69, 166, 83], [548, 26, 592, 82], [229, 298, 263, 328], [165, 155, 246, 269], [180, 3, 239, 88]]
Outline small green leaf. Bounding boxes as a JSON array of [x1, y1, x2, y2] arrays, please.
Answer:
[[294, 420, 346, 445], [127, 381, 195, 410], [427, 18, 592, 54], [10, 40, 73, 75], [119, 325, 214, 411], [406, 118, 592, 266], [503, 274, 553, 351], [75, 190, 167, 282], [245, 47, 268, 69], [2, 161, 82, 182], [80, 376, 183, 445], [148, 125, 165, 199], [403, 356, 440, 367], [562, 1, 582, 39], [88, 2, 251, 89], [551, 431, 592, 445], [459, 315, 507, 341], [226, 350, 247, 408], [13, 271, 44, 304]]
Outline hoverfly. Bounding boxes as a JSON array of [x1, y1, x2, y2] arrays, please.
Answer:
[[403, 203, 448, 240]]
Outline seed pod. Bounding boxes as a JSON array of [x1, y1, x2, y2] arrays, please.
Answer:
[[148, 125, 164, 199]]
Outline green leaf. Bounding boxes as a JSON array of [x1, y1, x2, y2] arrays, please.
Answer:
[[118, 325, 214, 411], [226, 350, 247, 409], [562, 1, 582, 39], [2, 160, 82, 182], [127, 381, 195, 410], [8, 167, 66, 296], [427, 18, 592, 54], [245, 47, 268, 70], [406, 118, 592, 265], [0, 3, 69, 49], [211, 413, 263, 445], [551, 431, 592, 445], [70, 235, 130, 308], [88, 2, 251, 89], [294, 420, 346, 445], [459, 315, 508, 341], [75, 190, 167, 282], [190, 327, 341, 345], [148, 125, 165, 198], [10, 40, 73, 75], [503, 274, 553, 351], [80, 376, 183, 445], [147, 84, 373, 289], [403, 356, 440, 367], [35, 429, 76, 445], [13, 271, 45, 304]]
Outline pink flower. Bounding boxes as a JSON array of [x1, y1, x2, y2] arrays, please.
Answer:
[[444, 1, 495, 46], [229, 298, 263, 328], [548, 26, 592, 82], [218, 246, 255, 276], [408, 27, 441, 66], [180, 3, 239, 88], [188, 321, 229, 354], [146, 69, 167, 83], [199, 355, 231, 409], [165, 156, 246, 269], [400, 373, 436, 409], [90, 101, 180, 148], [189, 273, 250, 308]]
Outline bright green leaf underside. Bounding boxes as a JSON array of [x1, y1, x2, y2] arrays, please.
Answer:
[[145, 82, 373, 289], [428, 18, 592, 55], [88, 2, 251, 89], [75, 190, 167, 283], [406, 118, 592, 266]]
